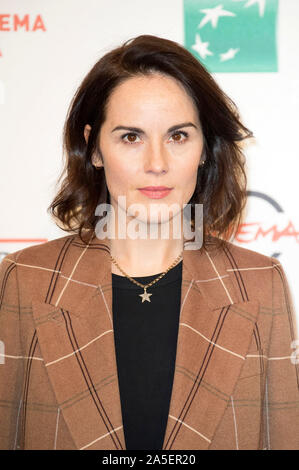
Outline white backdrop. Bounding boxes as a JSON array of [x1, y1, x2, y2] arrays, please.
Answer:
[[0, 0, 298, 330]]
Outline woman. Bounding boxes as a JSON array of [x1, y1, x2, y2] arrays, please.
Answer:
[[0, 35, 298, 451]]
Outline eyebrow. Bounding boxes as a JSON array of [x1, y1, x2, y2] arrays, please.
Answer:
[[111, 122, 198, 134]]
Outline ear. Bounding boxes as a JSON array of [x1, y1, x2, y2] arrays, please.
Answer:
[[84, 124, 92, 143], [84, 124, 104, 169]]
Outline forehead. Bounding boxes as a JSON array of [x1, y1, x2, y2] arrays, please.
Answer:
[[105, 73, 198, 117]]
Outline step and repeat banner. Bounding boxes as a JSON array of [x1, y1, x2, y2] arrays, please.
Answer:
[[0, 0, 298, 327]]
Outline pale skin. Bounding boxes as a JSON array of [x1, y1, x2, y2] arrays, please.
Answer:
[[84, 73, 205, 277]]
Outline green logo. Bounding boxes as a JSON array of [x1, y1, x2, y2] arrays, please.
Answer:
[[184, 0, 279, 72]]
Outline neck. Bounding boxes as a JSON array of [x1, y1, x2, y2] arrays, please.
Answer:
[[107, 210, 185, 277], [109, 237, 184, 277]]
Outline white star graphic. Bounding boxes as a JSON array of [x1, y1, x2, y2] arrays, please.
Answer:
[[139, 290, 152, 303], [191, 33, 213, 60], [198, 4, 236, 29], [244, 0, 266, 17], [219, 48, 240, 62], [232, 0, 266, 16]]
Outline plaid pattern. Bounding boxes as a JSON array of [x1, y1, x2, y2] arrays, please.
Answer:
[[0, 230, 298, 450]]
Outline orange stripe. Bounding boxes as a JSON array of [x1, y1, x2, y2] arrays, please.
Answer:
[[0, 239, 47, 243]]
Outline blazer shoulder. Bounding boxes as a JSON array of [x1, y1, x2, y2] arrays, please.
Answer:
[[220, 239, 276, 268], [6, 233, 77, 266]]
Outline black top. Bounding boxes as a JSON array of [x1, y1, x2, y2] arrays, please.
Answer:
[[112, 260, 183, 450]]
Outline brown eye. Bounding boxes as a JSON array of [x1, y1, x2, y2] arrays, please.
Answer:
[[122, 133, 140, 144], [170, 131, 188, 143]]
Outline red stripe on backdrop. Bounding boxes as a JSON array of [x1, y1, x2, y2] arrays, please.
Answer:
[[0, 239, 48, 243]]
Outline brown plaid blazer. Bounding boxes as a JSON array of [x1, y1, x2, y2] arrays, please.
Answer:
[[0, 230, 298, 450]]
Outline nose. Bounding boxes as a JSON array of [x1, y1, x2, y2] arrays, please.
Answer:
[[143, 139, 169, 174]]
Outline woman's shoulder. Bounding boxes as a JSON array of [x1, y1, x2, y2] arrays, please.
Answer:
[[204, 237, 278, 269], [222, 239, 278, 266], [5, 233, 77, 266]]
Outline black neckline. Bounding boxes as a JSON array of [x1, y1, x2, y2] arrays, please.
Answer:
[[112, 260, 182, 290]]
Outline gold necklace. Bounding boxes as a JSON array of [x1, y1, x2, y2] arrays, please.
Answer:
[[110, 251, 183, 303]]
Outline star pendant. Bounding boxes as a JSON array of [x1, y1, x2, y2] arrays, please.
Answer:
[[139, 289, 152, 303]]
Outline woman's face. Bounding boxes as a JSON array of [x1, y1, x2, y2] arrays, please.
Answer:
[[88, 73, 204, 229]]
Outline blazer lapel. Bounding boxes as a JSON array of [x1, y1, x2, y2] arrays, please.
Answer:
[[31, 232, 125, 450], [31, 232, 259, 450], [162, 242, 259, 450]]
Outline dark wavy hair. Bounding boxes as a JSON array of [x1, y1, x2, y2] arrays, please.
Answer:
[[47, 34, 253, 250]]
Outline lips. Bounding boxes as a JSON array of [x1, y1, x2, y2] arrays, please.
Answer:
[[138, 186, 172, 191], [138, 187, 173, 199]]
